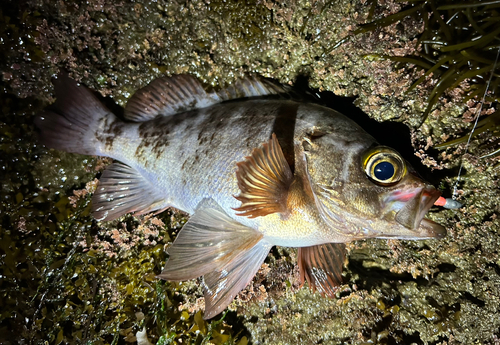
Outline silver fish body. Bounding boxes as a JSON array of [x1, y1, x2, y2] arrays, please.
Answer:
[[36, 74, 446, 318], [96, 99, 381, 246]]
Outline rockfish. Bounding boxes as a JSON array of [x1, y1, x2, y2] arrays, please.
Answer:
[[36, 74, 446, 319]]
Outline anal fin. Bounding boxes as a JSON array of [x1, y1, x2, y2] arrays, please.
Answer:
[[92, 163, 167, 221], [298, 243, 346, 297]]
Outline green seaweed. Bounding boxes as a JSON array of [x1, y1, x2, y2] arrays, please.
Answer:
[[338, 0, 500, 138]]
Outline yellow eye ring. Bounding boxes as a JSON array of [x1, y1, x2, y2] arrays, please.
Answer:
[[362, 147, 406, 185]]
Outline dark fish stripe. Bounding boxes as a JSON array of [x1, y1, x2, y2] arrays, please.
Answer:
[[272, 102, 299, 172]]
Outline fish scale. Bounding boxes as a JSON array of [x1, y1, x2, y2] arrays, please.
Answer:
[[36, 73, 448, 319]]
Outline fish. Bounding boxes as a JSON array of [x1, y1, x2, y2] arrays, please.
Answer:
[[35, 74, 446, 319]]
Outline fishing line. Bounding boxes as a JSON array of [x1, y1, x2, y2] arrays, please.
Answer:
[[451, 44, 500, 201]]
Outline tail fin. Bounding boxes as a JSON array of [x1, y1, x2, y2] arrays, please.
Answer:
[[35, 74, 115, 156]]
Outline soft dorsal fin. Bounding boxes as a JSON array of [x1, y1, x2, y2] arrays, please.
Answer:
[[297, 243, 346, 297], [125, 75, 219, 122], [124, 74, 286, 122]]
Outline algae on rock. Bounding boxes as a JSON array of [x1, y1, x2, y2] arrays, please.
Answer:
[[1, 0, 499, 344]]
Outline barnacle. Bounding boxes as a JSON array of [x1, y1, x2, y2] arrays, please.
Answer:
[[335, 0, 500, 152]]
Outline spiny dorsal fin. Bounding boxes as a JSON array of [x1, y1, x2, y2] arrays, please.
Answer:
[[297, 243, 346, 297], [233, 133, 294, 218], [124, 74, 286, 122], [216, 77, 286, 101]]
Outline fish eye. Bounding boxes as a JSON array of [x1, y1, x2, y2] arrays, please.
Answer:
[[362, 147, 406, 185]]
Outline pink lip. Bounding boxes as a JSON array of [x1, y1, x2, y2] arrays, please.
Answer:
[[394, 186, 442, 230]]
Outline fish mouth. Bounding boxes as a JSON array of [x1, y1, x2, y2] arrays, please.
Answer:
[[394, 186, 446, 238]]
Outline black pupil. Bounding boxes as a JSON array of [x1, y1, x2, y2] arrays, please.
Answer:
[[374, 161, 395, 181]]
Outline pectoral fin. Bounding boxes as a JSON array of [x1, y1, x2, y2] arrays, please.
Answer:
[[234, 133, 294, 218], [203, 239, 272, 319], [298, 243, 346, 297], [158, 199, 272, 318]]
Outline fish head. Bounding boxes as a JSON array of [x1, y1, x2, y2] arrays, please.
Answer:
[[300, 128, 445, 241]]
